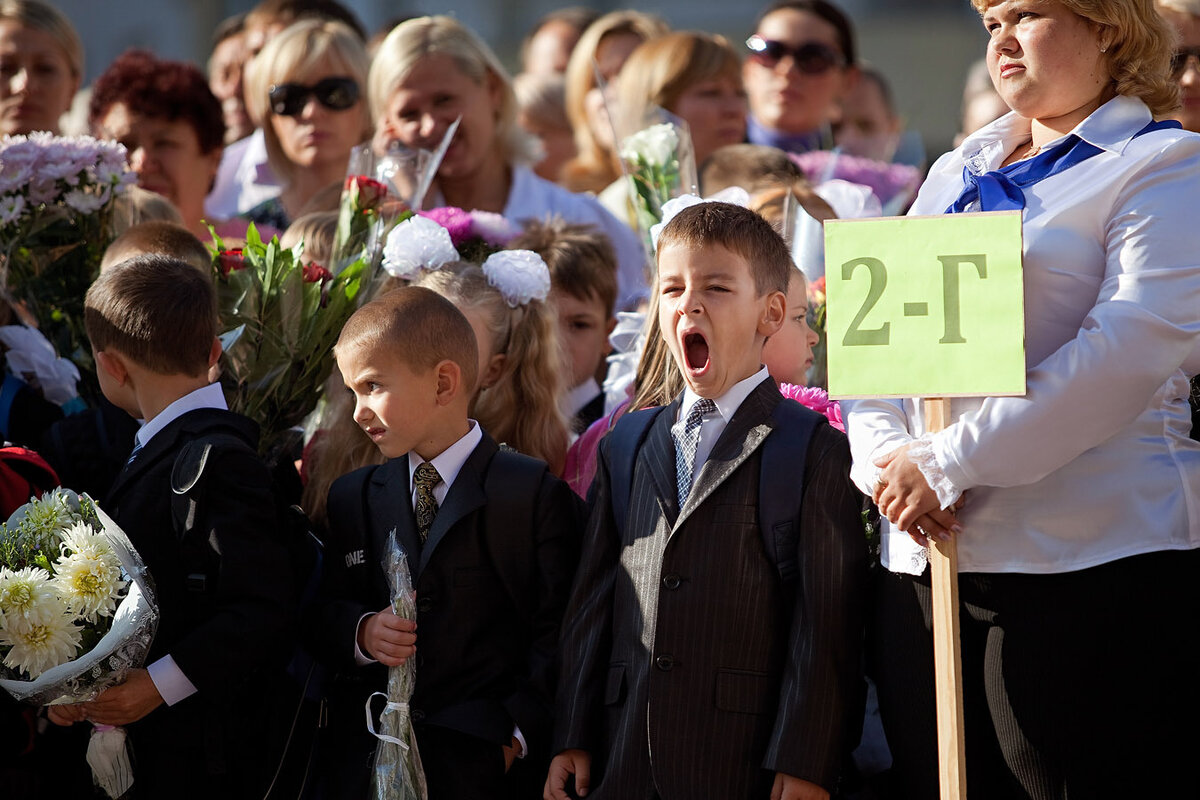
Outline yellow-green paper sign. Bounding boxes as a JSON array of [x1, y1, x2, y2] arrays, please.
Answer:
[[824, 211, 1026, 399]]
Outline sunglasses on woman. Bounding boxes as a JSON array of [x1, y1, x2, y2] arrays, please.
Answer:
[[745, 35, 845, 74], [268, 77, 360, 117], [1171, 47, 1200, 78]]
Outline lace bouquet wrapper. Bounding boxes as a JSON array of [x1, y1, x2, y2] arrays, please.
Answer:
[[331, 119, 460, 285], [617, 111, 698, 262], [367, 534, 427, 800], [0, 488, 158, 706]]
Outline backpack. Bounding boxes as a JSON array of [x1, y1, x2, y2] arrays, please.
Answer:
[[605, 399, 823, 583], [169, 429, 325, 800], [0, 444, 59, 517]]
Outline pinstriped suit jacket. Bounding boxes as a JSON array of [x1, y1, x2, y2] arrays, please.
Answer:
[[555, 377, 867, 798]]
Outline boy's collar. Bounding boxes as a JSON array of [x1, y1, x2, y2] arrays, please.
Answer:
[[407, 419, 481, 493], [679, 366, 769, 424], [134, 382, 227, 451]]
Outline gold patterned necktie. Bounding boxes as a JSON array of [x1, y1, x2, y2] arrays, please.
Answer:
[[413, 461, 442, 543]]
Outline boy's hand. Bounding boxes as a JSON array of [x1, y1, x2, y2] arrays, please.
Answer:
[[544, 749, 591, 799], [770, 773, 829, 800], [502, 736, 520, 773], [81, 669, 163, 726], [46, 703, 88, 726], [358, 607, 417, 666]]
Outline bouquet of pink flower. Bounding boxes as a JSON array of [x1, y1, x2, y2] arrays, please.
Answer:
[[790, 150, 921, 217], [380, 207, 520, 281], [0, 133, 136, 375], [778, 382, 843, 432]]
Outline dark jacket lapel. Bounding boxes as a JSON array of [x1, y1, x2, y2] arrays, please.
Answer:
[[640, 398, 683, 524], [675, 377, 782, 529], [416, 433, 497, 576], [368, 458, 421, 578]]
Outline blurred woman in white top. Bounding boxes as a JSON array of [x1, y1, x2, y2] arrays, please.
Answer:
[[845, 1, 1200, 797]]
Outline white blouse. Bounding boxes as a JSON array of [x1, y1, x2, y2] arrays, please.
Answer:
[[845, 95, 1200, 575]]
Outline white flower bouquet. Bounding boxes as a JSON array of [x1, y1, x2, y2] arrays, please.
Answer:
[[0, 488, 157, 703], [0, 133, 136, 378], [367, 534, 427, 800], [616, 110, 698, 260]]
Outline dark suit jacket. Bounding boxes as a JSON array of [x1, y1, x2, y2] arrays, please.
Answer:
[[314, 432, 583, 797], [103, 408, 295, 799], [555, 378, 867, 799]]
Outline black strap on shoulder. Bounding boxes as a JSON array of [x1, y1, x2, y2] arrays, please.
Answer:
[[482, 448, 547, 620], [170, 428, 255, 537], [608, 407, 665, 537], [759, 400, 823, 583]]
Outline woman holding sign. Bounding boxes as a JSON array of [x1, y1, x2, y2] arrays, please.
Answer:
[[846, 1, 1200, 797]]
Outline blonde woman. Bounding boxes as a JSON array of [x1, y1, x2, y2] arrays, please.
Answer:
[[847, 1, 1200, 796], [0, 0, 81, 135], [242, 18, 372, 229], [371, 15, 648, 310], [560, 10, 669, 195]]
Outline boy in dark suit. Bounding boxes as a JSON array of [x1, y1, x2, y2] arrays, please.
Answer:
[[313, 286, 582, 799], [47, 254, 295, 798], [546, 202, 867, 800]]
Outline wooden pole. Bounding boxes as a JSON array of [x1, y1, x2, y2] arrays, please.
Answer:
[[925, 397, 967, 799]]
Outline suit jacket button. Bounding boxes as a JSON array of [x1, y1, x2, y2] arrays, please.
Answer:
[[411, 709, 425, 723], [417, 597, 434, 613], [662, 574, 681, 590], [655, 655, 674, 671]]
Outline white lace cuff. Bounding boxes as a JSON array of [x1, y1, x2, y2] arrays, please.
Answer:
[[908, 435, 962, 510]]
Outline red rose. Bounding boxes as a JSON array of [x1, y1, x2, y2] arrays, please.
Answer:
[[302, 262, 333, 283], [216, 249, 245, 277], [346, 175, 388, 208]]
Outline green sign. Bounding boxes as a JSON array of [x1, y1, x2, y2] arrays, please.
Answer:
[[824, 211, 1026, 399]]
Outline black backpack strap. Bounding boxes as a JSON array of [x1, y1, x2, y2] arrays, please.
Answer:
[[170, 429, 255, 539], [482, 448, 548, 619], [607, 407, 664, 536], [758, 400, 823, 583]]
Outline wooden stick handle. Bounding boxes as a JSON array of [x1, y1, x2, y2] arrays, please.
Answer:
[[925, 397, 967, 800]]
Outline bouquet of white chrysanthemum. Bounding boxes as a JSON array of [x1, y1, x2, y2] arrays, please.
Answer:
[[617, 110, 698, 261], [0, 489, 157, 700]]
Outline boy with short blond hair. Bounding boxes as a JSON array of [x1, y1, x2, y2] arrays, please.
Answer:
[[313, 286, 583, 799], [510, 218, 619, 433], [547, 202, 867, 800], [51, 254, 296, 798]]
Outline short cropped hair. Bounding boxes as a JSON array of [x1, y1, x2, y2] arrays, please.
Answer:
[[700, 143, 805, 196], [85, 255, 217, 376], [508, 218, 618, 317], [656, 202, 791, 296], [335, 286, 479, 391], [755, 1, 857, 66], [88, 50, 226, 156], [972, 0, 1179, 115], [101, 221, 213, 274]]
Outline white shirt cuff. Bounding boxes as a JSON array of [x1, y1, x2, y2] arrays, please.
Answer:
[[908, 434, 962, 509], [354, 612, 378, 666], [146, 655, 198, 706], [512, 725, 527, 758]]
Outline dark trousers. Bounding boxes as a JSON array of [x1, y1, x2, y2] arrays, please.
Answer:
[[870, 548, 1200, 800]]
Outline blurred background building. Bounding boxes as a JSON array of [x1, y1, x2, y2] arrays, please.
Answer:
[[50, 0, 988, 163]]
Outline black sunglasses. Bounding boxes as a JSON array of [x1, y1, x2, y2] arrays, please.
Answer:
[[1171, 47, 1200, 78], [745, 35, 845, 74], [268, 76, 360, 117]]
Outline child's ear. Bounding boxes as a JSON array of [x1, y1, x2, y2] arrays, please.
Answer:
[[434, 359, 463, 405], [479, 352, 507, 390], [758, 290, 786, 338], [95, 350, 129, 386], [208, 337, 222, 368]]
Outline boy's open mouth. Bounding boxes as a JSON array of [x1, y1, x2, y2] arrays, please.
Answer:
[[684, 332, 710, 372]]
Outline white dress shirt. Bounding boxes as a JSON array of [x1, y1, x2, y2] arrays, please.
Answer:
[[140, 383, 228, 705], [675, 367, 771, 488], [845, 96, 1200, 575], [204, 129, 282, 220]]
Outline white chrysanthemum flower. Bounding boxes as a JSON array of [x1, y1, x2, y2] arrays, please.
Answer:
[[619, 122, 680, 166], [482, 249, 551, 308], [0, 596, 82, 678], [0, 566, 56, 622], [11, 488, 79, 535], [381, 214, 460, 280], [53, 523, 125, 623], [0, 193, 25, 226], [63, 188, 104, 214]]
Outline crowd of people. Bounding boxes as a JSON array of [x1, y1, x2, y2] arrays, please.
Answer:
[[1, 0, 1199, 798]]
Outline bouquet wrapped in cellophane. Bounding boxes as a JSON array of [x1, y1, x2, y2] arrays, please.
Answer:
[[367, 534, 427, 800], [0, 133, 136, 378], [211, 223, 367, 457], [616, 108, 697, 261], [330, 119, 461, 286], [0, 488, 158, 798]]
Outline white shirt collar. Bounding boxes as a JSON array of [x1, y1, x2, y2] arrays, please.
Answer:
[[135, 382, 228, 450], [565, 377, 602, 417], [407, 420, 482, 506], [678, 366, 770, 424]]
